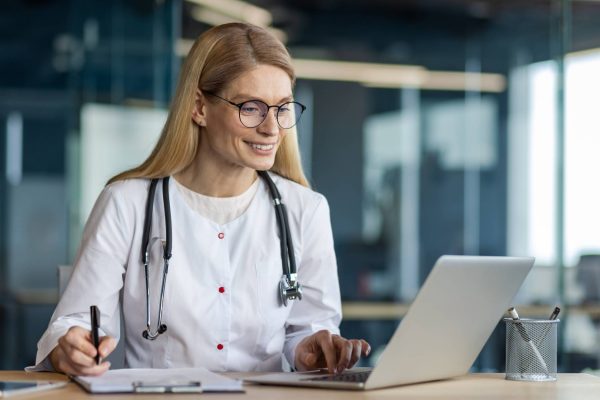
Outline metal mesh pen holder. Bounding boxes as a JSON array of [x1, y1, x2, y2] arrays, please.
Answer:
[[505, 318, 559, 382]]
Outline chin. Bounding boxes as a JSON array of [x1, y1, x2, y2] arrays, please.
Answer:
[[253, 161, 276, 171], [246, 157, 276, 171]]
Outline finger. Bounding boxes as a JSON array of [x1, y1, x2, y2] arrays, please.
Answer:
[[53, 346, 109, 376], [75, 361, 111, 377], [62, 343, 97, 368], [334, 337, 353, 373], [62, 327, 97, 358], [316, 331, 338, 374], [58, 336, 97, 368], [98, 336, 117, 359], [62, 358, 111, 377], [361, 339, 371, 356], [348, 340, 362, 368]]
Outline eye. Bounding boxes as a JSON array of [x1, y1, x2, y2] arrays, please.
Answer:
[[240, 101, 265, 115], [279, 103, 292, 113], [241, 105, 258, 113]]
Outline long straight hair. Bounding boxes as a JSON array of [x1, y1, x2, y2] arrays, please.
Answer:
[[109, 23, 309, 187]]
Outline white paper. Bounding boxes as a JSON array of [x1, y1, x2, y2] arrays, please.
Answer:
[[74, 368, 244, 393]]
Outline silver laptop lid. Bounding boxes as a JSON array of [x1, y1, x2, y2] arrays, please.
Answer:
[[365, 255, 534, 389]]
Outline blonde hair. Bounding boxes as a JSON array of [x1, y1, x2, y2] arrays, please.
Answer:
[[109, 23, 309, 187]]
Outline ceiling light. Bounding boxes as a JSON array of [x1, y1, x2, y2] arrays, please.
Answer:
[[187, 1, 285, 42], [173, 39, 506, 92], [294, 59, 506, 93], [191, 7, 237, 26], [185, 0, 272, 27]]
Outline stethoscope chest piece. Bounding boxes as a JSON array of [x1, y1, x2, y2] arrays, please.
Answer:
[[279, 274, 303, 307]]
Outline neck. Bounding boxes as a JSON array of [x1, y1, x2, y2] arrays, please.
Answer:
[[175, 153, 257, 198]]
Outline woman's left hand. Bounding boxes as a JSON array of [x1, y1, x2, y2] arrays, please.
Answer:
[[294, 330, 371, 374]]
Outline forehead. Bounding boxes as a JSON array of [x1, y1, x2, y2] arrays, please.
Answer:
[[224, 65, 293, 100]]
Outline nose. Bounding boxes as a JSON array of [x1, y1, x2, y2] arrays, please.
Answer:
[[257, 107, 279, 136]]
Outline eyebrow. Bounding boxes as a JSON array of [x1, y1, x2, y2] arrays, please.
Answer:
[[231, 94, 294, 104]]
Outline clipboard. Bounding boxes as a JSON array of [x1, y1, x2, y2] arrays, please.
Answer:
[[73, 368, 244, 394], [132, 380, 202, 393]]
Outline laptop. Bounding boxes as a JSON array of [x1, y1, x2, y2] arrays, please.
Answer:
[[246, 255, 534, 390]]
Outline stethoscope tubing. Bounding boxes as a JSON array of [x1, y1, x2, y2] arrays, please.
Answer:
[[142, 178, 172, 340], [141, 172, 299, 341]]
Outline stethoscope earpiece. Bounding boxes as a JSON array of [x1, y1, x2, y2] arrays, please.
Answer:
[[143, 324, 167, 340]]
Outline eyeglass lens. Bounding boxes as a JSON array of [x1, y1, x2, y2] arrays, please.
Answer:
[[239, 101, 304, 129]]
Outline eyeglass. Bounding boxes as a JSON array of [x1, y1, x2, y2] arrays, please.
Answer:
[[204, 91, 306, 129]]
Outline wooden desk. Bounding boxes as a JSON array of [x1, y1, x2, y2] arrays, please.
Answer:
[[2, 371, 599, 399]]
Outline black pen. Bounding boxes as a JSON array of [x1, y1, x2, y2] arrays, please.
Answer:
[[548, 306, 561, 321], [90, 305, 101, 365], [536, 306, 561, 348]]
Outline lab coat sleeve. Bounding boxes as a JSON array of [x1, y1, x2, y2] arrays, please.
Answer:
[[28, 183, 133, 371], [283, 195, 342, 368]]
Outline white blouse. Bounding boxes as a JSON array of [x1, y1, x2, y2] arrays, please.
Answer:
[[173, 177, 259, 225], [32, 173, 342, 372]]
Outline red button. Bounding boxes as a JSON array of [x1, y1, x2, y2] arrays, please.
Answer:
[[218, 286, 225, 293], [217, 344, 224, 350], [218, 232, 224, 239]]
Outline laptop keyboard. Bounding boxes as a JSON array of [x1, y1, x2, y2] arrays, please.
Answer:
[[303, 370, 371, 383]]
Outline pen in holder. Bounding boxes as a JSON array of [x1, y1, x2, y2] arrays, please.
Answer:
[[504, 317, 559, 381]]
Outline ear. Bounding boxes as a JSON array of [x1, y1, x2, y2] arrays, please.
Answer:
[[191, 89, 207, 127]]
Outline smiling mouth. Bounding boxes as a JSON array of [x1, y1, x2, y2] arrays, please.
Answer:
[[246, 141, 276, 151]]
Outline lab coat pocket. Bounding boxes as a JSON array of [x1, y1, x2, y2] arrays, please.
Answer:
[[253, 254, 292, 359]]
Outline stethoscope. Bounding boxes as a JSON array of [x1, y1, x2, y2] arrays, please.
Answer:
[[141, 171, 302, 340]]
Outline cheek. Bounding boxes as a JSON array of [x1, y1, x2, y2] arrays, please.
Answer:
[[211, 122, 246, 147], [275, 132, 288, 150]]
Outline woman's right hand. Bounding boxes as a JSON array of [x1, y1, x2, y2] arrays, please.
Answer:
[[49, 326, 116, 376]]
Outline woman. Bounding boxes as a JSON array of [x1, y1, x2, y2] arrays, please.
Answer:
[[32, 22, 370, 376]]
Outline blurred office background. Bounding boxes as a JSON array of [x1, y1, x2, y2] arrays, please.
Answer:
[[2, 0, 600, 373]]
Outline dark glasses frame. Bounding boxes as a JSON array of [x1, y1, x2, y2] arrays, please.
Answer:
[[203, 91, 306, 129]]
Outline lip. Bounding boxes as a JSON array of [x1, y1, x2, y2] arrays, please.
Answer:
[[244, 141, 278, 146], [245, 140, 278, 154]]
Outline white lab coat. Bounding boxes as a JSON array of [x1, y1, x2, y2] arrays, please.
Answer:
[[33, 173, 342, 371]]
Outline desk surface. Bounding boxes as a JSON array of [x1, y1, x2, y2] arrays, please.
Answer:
[[2, 371, 600, 399], [341, 302, 600, 320]]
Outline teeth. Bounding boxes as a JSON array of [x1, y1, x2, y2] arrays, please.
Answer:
[[249, 143, 274, 151]]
